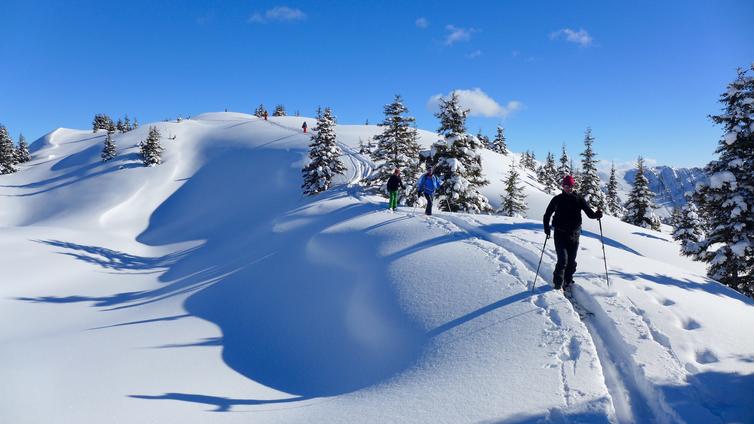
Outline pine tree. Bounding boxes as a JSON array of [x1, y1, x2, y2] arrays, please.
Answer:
[[123, 115, 132, 132], [139, 126, 164, 166], [691, 64, 754, 297], [254, 104, 267, 118], [605, 162, 623, 216], [538, 152, 559, 194], [92, 114, 114, 132], [273, 105, 286, 116], [579, 127, 606, 211], [15, 133, 31, 163], [476, 129, 490, 151], [101, 130, 117, 161], [520, 150, 529, 168], [116, 118, 125, 133], [133, 118, 139, 129], [558, 144, 570, 182], [490, 126, 508, 155], [301, 107, 346, 195], [368, 95, 423, 205], [499, 163, 527, 217], [622, 156, 661, 230], [0, 125, 17, 174], [430, 92, 492, 213], [672, 200, 705, 257]]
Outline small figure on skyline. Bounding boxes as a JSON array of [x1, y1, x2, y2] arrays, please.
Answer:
[[302, 121, 308, 133]]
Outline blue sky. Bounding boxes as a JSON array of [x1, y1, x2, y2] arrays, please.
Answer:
[[1, 0, 752, 167]]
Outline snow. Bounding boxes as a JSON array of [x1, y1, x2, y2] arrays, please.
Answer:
[[1, 112, 753, 423], [708, 171, 736, 189]]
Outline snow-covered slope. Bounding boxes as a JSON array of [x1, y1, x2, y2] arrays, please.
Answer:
[[1, 113, 752, 424]]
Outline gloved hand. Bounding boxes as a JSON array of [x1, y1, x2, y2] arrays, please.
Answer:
[[596, 209, 603, 219], [544, 226, 551, 237]]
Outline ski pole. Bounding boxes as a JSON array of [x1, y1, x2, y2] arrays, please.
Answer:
[[598, 218, 610, 288], [531, 234, 549, 292]]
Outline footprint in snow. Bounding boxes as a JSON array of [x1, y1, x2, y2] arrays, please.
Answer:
[[695, 349, 719, 364], [681, 318, 701, 331]]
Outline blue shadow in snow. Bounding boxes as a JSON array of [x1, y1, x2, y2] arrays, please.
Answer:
[[129, 393, 310, 412], [612, 271, 754, 305], [632, 231, 670, 242], [21, 146, 426, 400]]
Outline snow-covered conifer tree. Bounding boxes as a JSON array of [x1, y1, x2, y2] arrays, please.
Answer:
[[92, 114, 114, 132], [0, 125, 17, 174], [301, 107, 346, 195], [430, 92, 492, 213], [273, 105, 286, 116], [605, 162, 623, 216], [101, 131, 117, 161], [538, 152, 559, 194], [499, 163, 527, 217], [254, 104, 267, 118], [490, 126, 508, 155], [132, 118, 139, 129], [623, 156, 660, 230], [558, 144, 570, 181], [691, 64, 754, 297], [14, 133, 31, 163], [368, 95, 423, 205], [579, 127, 606, 211], [476, 129, 490, 151], [672, 200, 705, 257], [116, 119, 125, 133], [139, 126, 163, 167]]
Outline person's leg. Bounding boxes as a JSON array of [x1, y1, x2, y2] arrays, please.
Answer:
[[552, 232, 567, 289], [425, 193, 433, 215], [564, 235, 580, 287], [389, 191, 398, 210]]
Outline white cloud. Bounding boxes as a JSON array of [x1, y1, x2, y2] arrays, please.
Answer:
[[248, 6, 307, 24], [550, 28, 593, 47], [416, 17, 429, 29], [427, 88, 523, 118], [444, 25, 476, 45], [466, 50, 482, 59]]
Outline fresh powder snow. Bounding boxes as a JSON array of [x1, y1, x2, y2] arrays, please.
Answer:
[[1, 112, 752, 423]]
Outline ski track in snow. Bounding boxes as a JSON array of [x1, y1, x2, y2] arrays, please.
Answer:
[[409, 213, 612, 421]]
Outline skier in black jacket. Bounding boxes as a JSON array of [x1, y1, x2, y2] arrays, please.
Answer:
[[386, 168, 405, 211], [543, 175, 603, 290]]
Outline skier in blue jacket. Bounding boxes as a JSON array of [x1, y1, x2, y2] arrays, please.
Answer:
[[416, 168, 441, 215]]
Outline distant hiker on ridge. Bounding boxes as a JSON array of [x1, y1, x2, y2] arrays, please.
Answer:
[[302, 121, 308, 133], [263, 110, 269, 121], [416, 167, 440, 216], [386, 168, 405, 212], [543, 175, 603, 290]]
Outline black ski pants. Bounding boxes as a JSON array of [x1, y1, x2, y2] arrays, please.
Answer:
[[424, 193, 434, 215], [553, 230, 579, 288]]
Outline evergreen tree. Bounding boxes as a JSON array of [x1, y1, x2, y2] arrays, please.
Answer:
[[490, 126, 508, 155], [499, 163, 527, 217], [622, 156, 661, 230], [92, 114, 114, 132], [254, 104, 267, 118], [430, 92, 492, 213], [691, 64, 754, 297], [579, 127, 607, 211], [519, 150, 529, 168], [538, 152, 559, 194], [273, 105, 286, 116], [301, 107, 346, 195], [116, 118, 125, 133], [558, 144, 570, 181], [139, 126, 164, 166], [476, 129, 490, 151], [368, 95, 423, 205], [0, 125, 17, 174], [673, 200, 705, 257], [124, 115, 132, 132], [605, 162, 623, 216], [101, 131, 117, 161], [15, 133, 31, 163]]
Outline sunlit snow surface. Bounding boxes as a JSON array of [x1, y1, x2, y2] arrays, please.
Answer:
[[1, 113, 752, 423]]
